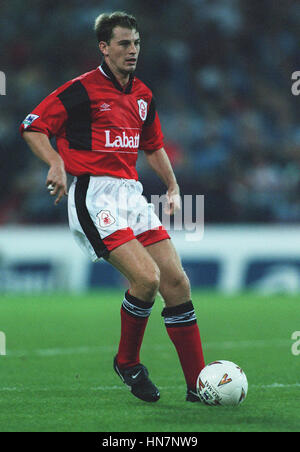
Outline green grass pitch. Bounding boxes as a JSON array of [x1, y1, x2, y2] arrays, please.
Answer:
[[0, 289, 299, 432]]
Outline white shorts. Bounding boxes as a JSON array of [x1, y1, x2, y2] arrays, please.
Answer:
[[68, 175, 170, 262]]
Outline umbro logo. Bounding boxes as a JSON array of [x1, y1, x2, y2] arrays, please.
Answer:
[[100, 103, 111, 112]]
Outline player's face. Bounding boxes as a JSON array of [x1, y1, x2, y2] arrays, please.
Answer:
[[100, 26, 140, 77]]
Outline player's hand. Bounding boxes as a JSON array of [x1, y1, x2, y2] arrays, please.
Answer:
[[46, 163, 68, 205], [164, 183, 181, 215]]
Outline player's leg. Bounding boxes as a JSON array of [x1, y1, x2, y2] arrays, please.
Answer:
[[105, 238, 161, 402], [68, 176, 161, 401], [145, 238, 191, 306], [105, 237, 160, 303], [105, 238, 160, 368], [145, 238, 205, 401]]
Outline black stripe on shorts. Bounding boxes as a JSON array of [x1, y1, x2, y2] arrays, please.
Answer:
[[74, 175, 109, 259]]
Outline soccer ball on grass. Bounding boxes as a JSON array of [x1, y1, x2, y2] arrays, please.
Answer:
[[196, 360, 248, 407]]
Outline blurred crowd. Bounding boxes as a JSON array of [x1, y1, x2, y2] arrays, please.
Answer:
[[1, 0, 300, 224]]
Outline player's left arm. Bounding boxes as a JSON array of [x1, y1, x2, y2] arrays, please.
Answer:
[[144, 147, 181, 215]]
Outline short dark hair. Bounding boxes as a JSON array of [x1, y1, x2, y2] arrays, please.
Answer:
[[94, 11, 139, 43]]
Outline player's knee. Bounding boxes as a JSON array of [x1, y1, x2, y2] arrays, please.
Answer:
[[172, 270, 191, 295], [138, 266, 160, 299]]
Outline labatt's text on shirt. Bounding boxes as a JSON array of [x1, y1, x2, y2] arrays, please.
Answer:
[[104, 130, 140, 149]]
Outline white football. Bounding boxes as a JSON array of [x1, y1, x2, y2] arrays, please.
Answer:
[[196, 360, 248, 407]]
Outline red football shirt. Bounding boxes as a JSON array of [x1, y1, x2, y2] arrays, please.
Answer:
[[20, 62, 164, 180]]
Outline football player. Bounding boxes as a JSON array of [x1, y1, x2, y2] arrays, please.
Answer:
[[21, 11, 205, 403]]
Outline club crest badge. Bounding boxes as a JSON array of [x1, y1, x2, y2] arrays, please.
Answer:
[[137, 99, 148, 121], [97, 210, 116, 228]]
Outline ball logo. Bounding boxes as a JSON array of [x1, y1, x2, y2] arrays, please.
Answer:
[[197, 377, 205, 390], [137, 99, 148, 121], [218, 373, 232, 387], [97, 210, 116, 228]]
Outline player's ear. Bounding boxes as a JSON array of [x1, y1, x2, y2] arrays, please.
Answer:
[[99, 41, 108, 57]]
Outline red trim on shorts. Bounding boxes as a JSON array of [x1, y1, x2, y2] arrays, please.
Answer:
[[136, 226, 170, 247], [102, 227, 135, 251]]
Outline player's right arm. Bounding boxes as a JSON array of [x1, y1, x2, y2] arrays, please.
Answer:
[[23, 131, 68, 205], [20, 81, 72, 204]]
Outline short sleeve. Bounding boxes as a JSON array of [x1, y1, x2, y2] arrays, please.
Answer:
[[20, 86, 69, 138]]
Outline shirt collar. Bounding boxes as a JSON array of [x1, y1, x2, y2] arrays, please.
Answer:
[[99, 61, 134, 94]]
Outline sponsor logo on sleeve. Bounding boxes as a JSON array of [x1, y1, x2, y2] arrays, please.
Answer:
[[23, 114, 40, 129]]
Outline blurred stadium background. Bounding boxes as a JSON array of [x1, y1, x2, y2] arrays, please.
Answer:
[[1, 0, 300, 294]]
